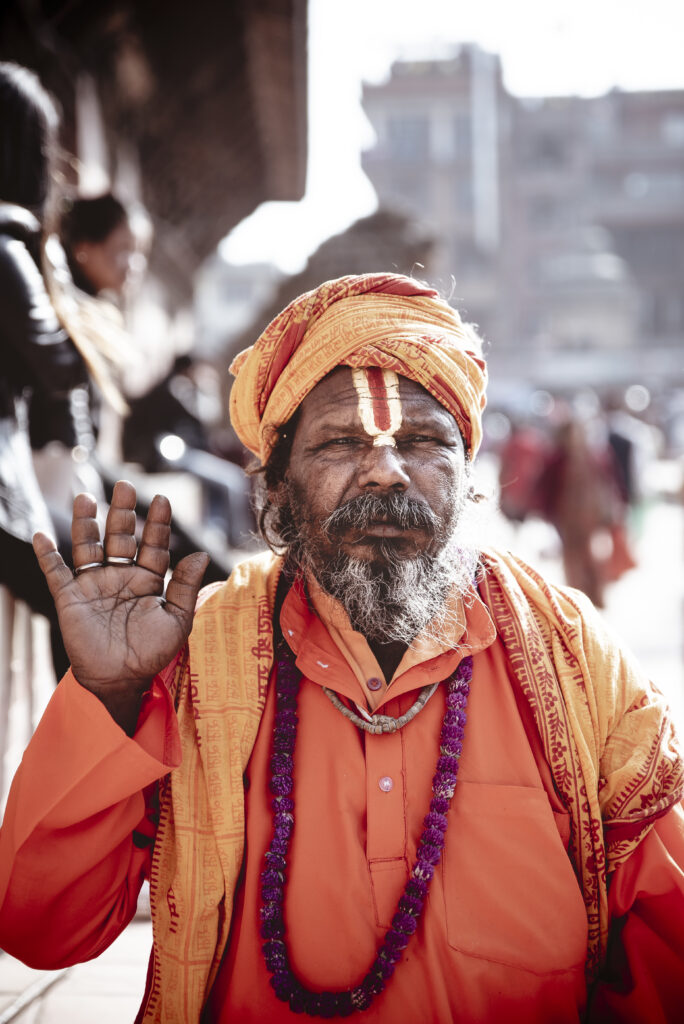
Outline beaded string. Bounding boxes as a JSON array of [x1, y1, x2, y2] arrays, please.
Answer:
[[321, 681, 439, 734], [260, 645, 473, 1017]]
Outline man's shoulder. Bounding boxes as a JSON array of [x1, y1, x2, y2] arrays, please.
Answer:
[[482, 545, 583, 596], [480, 545, 611, 652]]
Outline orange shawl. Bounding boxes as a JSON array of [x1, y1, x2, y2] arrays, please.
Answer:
[[138, 549, 683, 1022]]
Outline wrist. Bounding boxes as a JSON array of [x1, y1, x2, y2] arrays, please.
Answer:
[[73, 674, 154, 737], [73, 674, 153, 698]]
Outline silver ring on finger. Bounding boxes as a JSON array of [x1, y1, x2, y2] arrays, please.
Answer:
[[106, 555, 137, 566], [74, 561, 104, 576]]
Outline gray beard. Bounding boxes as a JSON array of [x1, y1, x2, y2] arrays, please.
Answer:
[[285, 491, 481, 646]]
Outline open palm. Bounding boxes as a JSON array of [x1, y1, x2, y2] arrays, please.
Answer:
[[33, 480, 209, 696]]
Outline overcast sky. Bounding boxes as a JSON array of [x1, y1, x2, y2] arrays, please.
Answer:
[[222, 0, 684, 272]]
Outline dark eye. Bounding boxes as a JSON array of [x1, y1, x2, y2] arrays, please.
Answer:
[[320, 436, 362, 449], [402, 434, 440, 445]]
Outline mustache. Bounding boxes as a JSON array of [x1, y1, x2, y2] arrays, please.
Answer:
[[321, 493, 440, 538]]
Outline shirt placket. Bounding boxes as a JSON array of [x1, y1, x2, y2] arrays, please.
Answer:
[[364, 712, 408, 929]]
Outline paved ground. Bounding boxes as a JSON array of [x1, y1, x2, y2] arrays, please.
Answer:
[[0, 919, 151, 1023], [0, 481, 682, 1020]]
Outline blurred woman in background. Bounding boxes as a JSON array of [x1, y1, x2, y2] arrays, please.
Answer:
[[0, 61, 89, 678], [58, 193, 239, 578], [60, 192, 136, 298]]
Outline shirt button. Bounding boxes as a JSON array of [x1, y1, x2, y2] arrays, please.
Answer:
[[368, 677, 383, 691], [378, 776, 394, 792]]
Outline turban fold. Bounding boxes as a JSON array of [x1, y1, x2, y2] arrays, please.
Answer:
[[229, 273, 487, 462]]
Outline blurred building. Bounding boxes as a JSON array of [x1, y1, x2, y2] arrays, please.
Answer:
[[222, 207, 436, 364], [194, 258, 284, 361], [361, 46, 684, 403]]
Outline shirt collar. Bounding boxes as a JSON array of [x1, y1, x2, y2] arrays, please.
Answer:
[[280, 570, 496, 711]]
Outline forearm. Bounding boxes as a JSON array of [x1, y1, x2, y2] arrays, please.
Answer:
[[0, 671, 180, 967]]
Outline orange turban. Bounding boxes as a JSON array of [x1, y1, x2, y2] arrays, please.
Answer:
[[229, 272, 487, 462]]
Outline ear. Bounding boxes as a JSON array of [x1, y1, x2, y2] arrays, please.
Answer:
[[74, 242, 90, 264]]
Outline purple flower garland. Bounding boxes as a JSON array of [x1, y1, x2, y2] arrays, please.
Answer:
[[259, 645, 473, 1017]]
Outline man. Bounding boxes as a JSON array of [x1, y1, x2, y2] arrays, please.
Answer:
[[0, 273, 683, 1023]]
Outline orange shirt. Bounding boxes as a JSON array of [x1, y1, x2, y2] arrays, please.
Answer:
[[206, 581, 589, 1022], [0, 580, 683, 1021]]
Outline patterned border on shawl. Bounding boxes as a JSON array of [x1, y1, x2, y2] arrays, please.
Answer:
[[478, 558, 606, 976], [480, 548, 684, 980], [141, 552, 283, 1023], [140, 648, 190, 1023], [601, 696, 682, 826]]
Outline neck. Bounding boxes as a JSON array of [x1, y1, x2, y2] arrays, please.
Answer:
[[367, 637, 408, 683]]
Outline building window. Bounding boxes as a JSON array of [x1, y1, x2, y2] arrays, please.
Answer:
[[387, 116, 429, 160], [662, 114, 684, 147], [453, 114, 472, 156], [623, 172, 649, 198], [525, 133, 566, 168], [662, 294, 683, 331], [623, 171, 684, 201], [528, 197, 556, 226], [455, 178, 473, 213]]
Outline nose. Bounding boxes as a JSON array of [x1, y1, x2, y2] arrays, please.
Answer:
[[356, 443, 410, 492]]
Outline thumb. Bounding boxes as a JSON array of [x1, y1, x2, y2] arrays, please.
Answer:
[[164, 551, 211, 618], [32, 531, 73, 600]]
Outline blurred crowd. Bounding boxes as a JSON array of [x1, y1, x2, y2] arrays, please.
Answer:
[[0, 62, 252, 684], [493, 391, 662, 608]]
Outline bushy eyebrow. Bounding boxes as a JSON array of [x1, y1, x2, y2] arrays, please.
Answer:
[[315, 415, 366, 432], [313, 411, 459, 438], [400, 413, 459, 434], [396, 402, 460, 432]]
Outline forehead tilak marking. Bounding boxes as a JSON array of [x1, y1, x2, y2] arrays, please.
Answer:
[[351, 368, 403, 447]]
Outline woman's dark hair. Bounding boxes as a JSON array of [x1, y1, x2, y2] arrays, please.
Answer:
[[0, 62, 59, 214], [60, 192, 128, 247]]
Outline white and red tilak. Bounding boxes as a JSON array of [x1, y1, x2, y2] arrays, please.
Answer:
[[351, 368, 403, 447]]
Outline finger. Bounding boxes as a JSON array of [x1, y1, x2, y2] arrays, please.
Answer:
[[72, 492, 105, 569], [136, 494, 173, 577], [103, 480, 138, 561], [33, 531, 74, 597], [164, 552, 210, 619]]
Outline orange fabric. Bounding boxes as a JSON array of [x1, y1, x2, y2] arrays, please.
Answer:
[[1, 550, 683, 1022], [1, 585, 682, 1021], [479, 550, 684, 975], [588, 802, 684, 1021], [207, 582, 589, 1022], [144, 548, 682, 1020], [0, 670, 180, 968], [141, 552, 283, 1023], [228, 273, 487, 461]]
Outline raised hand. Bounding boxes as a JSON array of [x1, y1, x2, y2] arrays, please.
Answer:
[[32, 480, 210, 732]]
